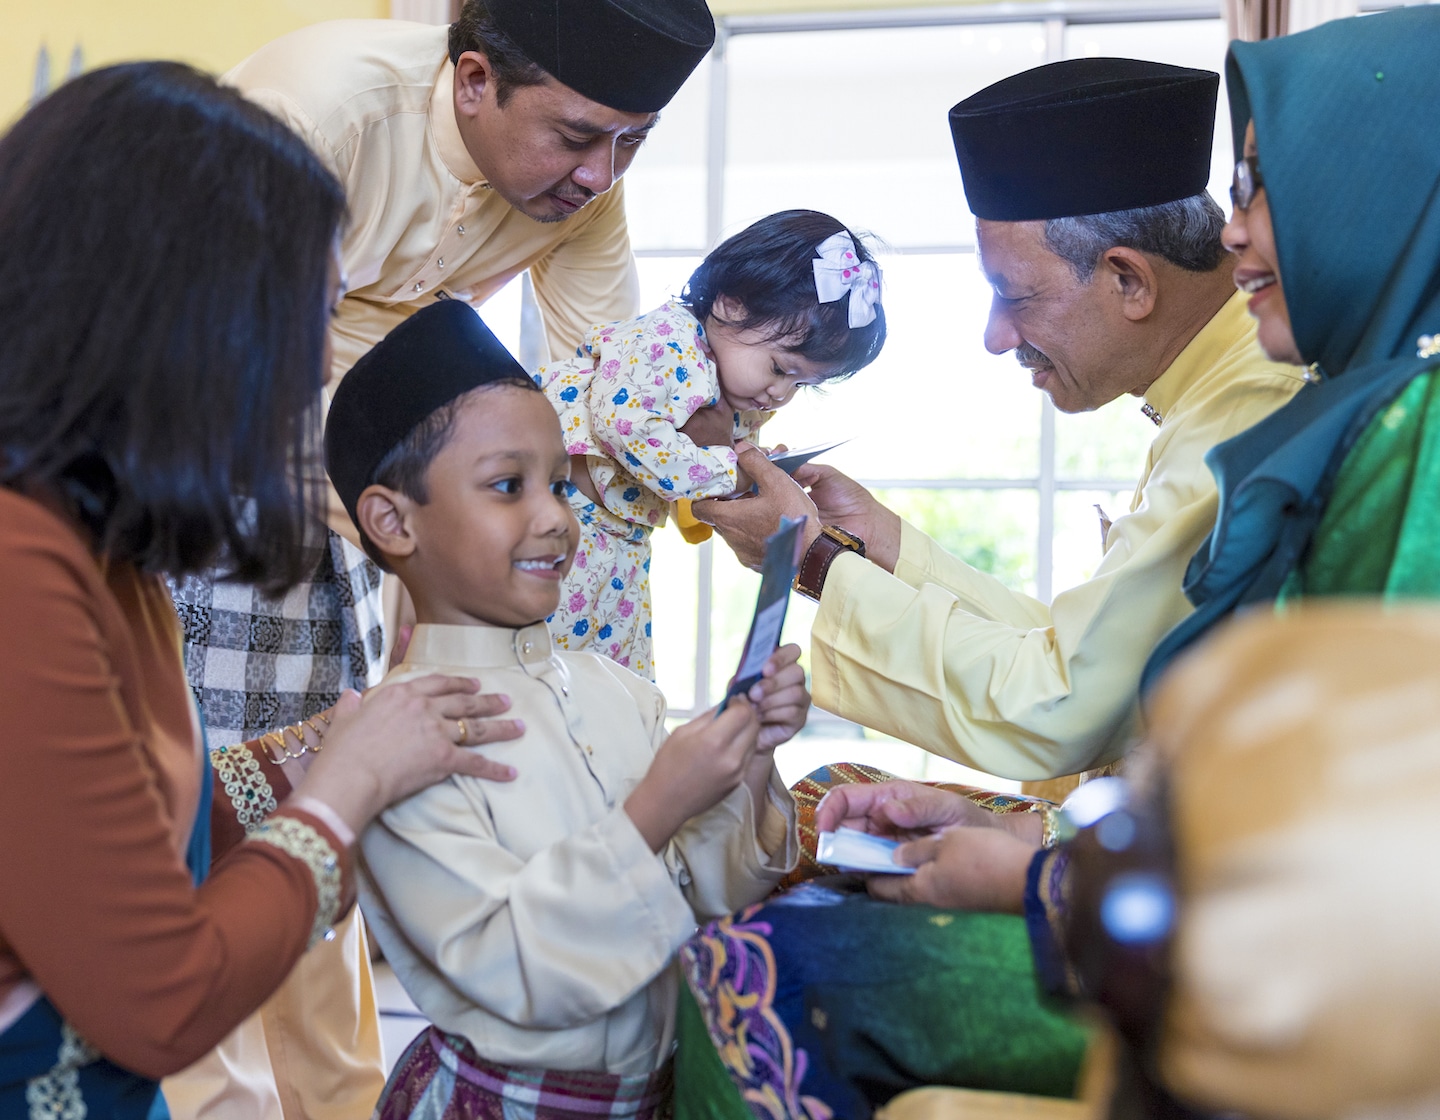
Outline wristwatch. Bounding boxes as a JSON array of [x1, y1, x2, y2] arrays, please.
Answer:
[[793, 525, 866, 601]]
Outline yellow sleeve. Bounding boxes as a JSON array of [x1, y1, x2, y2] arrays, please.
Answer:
[[529, 183, 641, 359], [809, 366, 1301, 780]]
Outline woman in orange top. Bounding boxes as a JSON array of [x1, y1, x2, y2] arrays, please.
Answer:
[[0, 62, 518, 1118]]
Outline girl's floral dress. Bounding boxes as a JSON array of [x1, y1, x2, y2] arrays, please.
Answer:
[[537, 301, 770, 679]]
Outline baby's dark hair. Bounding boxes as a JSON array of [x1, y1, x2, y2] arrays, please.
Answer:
[[357, 377, 540, 569], [681, 210, 886, 380]]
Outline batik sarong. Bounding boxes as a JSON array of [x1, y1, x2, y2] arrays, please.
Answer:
[[377, 1027, 675, 1120]]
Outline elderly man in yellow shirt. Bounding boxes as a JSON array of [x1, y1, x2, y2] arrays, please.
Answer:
[[163, 2, 716, 1119], [698, 58, 1306, 787]]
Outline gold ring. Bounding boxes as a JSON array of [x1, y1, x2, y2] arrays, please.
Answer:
[[455, 718, 468, 744]]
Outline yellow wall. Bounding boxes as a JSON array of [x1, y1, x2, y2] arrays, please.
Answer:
[[2, 0, 388, 129], [3, 0, 1003, 128]]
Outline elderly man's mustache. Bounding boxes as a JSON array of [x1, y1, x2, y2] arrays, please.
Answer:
[[1015, 342, 1054, 372]]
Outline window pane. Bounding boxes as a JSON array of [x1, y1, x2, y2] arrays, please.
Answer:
[[475, 274, 522, 359], [874, 487, 1039, 595], [1053, 488, 1132, 592], [1063, 21, 1233, 209], [621, 59, 710, 252], [1054, 394, 1155, 481], [723, 24, 1048, 249], [634, 255, 703, 311], [765, 253, 1042, 481]]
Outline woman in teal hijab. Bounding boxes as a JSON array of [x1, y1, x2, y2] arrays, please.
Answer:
[[1143, 3, 1440, 686]]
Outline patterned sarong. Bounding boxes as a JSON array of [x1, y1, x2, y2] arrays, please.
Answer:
[[376, 1027, 675, 1120]]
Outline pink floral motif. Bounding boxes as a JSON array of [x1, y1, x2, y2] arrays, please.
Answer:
[[617, 599, 634, 618], [647, 438, 662, 448], [575, 552, 587, 569], [615, 419, 633, 436], [648, 343, 665, 362], [566, 442, 589, 455], [689, 464, 713, 483], [687, 395, 708, 413], [641, 396, 656, 409], [568, 591, 587, 613], [655, 322, 673, 336], [601, 359, 621, 380]]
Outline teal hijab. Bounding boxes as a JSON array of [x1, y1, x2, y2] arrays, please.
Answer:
[[1142, 5, 1440, 692]]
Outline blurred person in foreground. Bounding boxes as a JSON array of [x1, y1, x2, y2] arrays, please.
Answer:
[[0, 62, 517, 1119]]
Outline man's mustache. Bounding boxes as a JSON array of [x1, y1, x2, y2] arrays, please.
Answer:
[[1015, 342, 1054, 371]]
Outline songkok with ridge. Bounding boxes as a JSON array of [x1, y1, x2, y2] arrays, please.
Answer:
[[483, 0, 715, 114], [325, 301, 533, 528], [949, 58, 1219, 221]]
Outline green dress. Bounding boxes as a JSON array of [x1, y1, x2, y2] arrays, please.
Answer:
[[1280, 369, 1440, 600]]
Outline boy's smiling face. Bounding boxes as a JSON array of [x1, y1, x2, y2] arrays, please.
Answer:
[[401, 385, 579, 628]]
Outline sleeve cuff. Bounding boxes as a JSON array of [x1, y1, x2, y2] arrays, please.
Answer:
[[1024, 846, 1078, 999]]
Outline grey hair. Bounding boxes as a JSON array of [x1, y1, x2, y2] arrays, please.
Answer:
[[1043, 193, 1227, 283]]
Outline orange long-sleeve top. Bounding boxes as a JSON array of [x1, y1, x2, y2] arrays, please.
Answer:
[[0, 487, 355, 1080]]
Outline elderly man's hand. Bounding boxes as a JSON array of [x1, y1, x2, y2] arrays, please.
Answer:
[[866, 825, 1036, 913], [693, 443, 821, 570], [817, 780, 997, 839], [792, 464, 902, 573]]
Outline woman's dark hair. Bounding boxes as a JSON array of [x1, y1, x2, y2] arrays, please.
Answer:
[[448, 0, 548, 105], [0, 62, 346, 593], [682, 210, 887, 380]]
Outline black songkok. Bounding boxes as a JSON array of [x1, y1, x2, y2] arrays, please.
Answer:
[[487, 0, 715, 114], [949, 58, 1219, 221], [325, 301, 532, 528]]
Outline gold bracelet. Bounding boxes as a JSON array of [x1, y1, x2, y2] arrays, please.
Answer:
[[260, 716, 328, 766]]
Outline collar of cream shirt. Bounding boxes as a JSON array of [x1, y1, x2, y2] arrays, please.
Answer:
[[403, 620, 554, 670], [1143, 290, 1253, 421], [428, 59, 488, 187]]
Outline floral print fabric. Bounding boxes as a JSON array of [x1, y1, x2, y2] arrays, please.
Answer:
[[539, 301, 770, 677]]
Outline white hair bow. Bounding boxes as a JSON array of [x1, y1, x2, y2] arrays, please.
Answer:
[[812, 232, 882, 329]]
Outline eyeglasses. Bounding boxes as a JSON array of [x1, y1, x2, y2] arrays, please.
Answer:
[[1230, 155, 1265, 212]]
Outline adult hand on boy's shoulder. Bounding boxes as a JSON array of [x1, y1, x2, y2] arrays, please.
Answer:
[[746, 643, 810, 750], [677, 401, 735, 449]]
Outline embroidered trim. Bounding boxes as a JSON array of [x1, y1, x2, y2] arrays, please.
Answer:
[[25, 1021, 99, 1120], [248, 816, 342, 948], [210, 742, 278, 834]]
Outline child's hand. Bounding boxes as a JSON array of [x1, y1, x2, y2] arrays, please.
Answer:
[[677, 403, 735, 449], [745, 643, 810, 750], [624, 700, 761, 852]]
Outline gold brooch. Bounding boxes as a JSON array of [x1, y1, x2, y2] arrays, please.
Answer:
[[1419, 335, 1440, 361]]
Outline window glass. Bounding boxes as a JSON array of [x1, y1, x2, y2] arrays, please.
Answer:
[[650, 525, 700, 712], [1054, 394, 1155, 480], [764, 253, 1042, 482], [723, 24, 1048, 249], [476, 274, 522, 360], [1053, 488, 1133, 591], [620, 58, 711, 253]]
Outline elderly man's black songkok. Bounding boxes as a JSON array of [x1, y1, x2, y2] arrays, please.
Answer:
[[949, 58, 1219, 220]]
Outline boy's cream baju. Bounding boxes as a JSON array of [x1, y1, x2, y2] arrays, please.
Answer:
[[359, 622, 796, 1074]]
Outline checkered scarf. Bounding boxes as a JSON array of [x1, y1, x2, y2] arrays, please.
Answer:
[[169, 529, 385, 746]]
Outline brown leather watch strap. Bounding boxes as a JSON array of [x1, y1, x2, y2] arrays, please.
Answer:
[[794, 526, 865, 601]]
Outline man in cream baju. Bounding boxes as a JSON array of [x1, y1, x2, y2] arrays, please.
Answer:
[[699, 59, 1306, 788], [164, 2, 717, 1117]]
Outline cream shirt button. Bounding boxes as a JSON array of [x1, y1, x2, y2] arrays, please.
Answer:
[[458, 224, 466, 234], [437, 258, 445, 269], [522, 640, 533, 654], [413, 281, 425, 293]]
